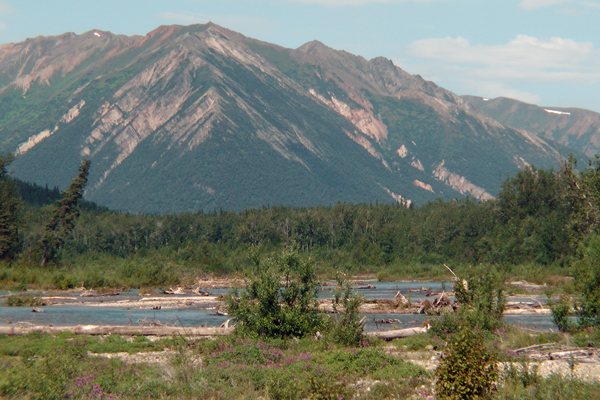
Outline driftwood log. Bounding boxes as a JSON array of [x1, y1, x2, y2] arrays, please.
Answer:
[[367, 327, 429, 340], [0, 324, 428, 339], [0, 325, 234, 336]]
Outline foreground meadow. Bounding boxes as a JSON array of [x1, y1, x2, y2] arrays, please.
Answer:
[[4, 327, 600, 399]]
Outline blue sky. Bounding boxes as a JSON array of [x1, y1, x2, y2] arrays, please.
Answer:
[[1, 0, 599, 112]]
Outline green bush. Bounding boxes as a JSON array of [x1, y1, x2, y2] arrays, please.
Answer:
[[329, 272, 365, 346], [435, 324, 498, 400], [550, 295, 573, 332], [226, 246, 324, 338], [52, 272, 76, 290], [4, 293, 43, 306], [573, 235, 600, 329], [454, 264, 506, 332]]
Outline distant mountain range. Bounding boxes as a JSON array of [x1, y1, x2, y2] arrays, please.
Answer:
[[461, 96, 600, 159], [0, 23, 591, 213]]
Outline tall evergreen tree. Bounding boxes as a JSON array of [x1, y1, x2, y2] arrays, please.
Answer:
[[0, 153, 21, 259], [38, 159, 91, 266]]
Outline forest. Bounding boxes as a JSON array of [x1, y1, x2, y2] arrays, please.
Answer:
[[1, 153, 600, 291]]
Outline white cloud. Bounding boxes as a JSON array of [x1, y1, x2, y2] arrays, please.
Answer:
[[581, 1, 600, 9], [0, 1, 13, 33], [284, 0, 445, 5], [520, 0, 600, 10], [520, 0, 572, 9], [0, 0, 14, 31], [0, 1, 15, 18], [409, 35, 600, 82], [402, 34, 600, 106]]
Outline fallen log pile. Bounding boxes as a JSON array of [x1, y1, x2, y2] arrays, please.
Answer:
[[511, 342, 598, 361], [504, 300, 550, 315]]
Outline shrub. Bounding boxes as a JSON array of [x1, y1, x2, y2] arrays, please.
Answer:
[[453, 264, 506, 332], [435, 324, 497, 400], [226, 246, 323, 338], [329, 272, 365, 346], [52, 272, 76, 290], [573, 235, 600, 329], [4, 293, 43, 306], [549, 295, 573, 332]]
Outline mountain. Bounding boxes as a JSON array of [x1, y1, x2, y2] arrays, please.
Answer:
[[462, 96, 600, 159], [0, 24, 571, 213]]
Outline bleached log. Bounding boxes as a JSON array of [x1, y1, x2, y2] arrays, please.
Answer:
[[395, 291, 409, 305], [548, 350, 592, 359], [139, 296, 218, 302], [503, 308, 551, 315], [367, 327, 428, 340], [0, 324, 233, 336], [513, 342, 559, 354]]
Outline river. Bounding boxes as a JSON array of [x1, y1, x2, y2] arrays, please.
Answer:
[[0, 282, 556, 332]]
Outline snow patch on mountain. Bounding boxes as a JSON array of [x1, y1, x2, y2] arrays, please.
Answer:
[[545, 109, 571, 116]]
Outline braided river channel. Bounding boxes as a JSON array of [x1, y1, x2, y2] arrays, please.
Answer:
[[0, 282, 556, 332]]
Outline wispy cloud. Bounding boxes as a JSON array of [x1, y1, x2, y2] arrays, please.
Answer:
[[409, 35, 600, 82], [0, 1, 14, 16], [520, 0, 572, 9], [0, 1, 14, 33], [403, 34, 600, 104], [520, 0, 600, 10], [581, 1, 600, 9], [284, 0, 445, 5]]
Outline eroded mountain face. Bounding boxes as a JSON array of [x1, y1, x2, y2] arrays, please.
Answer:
[[0, 24, 569, 213]]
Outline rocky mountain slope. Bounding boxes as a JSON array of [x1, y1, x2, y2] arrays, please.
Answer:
[[462, 95, 600, 159], [0, 24, 570, 213]]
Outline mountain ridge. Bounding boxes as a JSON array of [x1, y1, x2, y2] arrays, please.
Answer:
[[462, 95, 600, 159], [0, 23, 576, 213]]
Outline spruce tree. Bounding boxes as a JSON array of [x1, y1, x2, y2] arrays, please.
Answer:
[[38, 159, 91, 266], [0, 153, 21, 259]]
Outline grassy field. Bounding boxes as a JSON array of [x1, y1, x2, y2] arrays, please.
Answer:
[[2, 327, 600, 399]]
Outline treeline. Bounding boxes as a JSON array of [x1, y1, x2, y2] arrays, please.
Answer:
[[2, 154, 600, 288]]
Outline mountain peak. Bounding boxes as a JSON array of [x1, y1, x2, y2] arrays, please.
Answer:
[[296, 40, 331, 55], [369, 56, 394, 67]]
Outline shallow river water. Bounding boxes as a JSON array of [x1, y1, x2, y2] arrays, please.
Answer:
[[0, 282, 554, 332]]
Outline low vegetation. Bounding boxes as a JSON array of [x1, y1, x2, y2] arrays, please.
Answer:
[[0, 331, 428, 400], [3, 293, 42, 307], [3, 325, 600, 399]]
